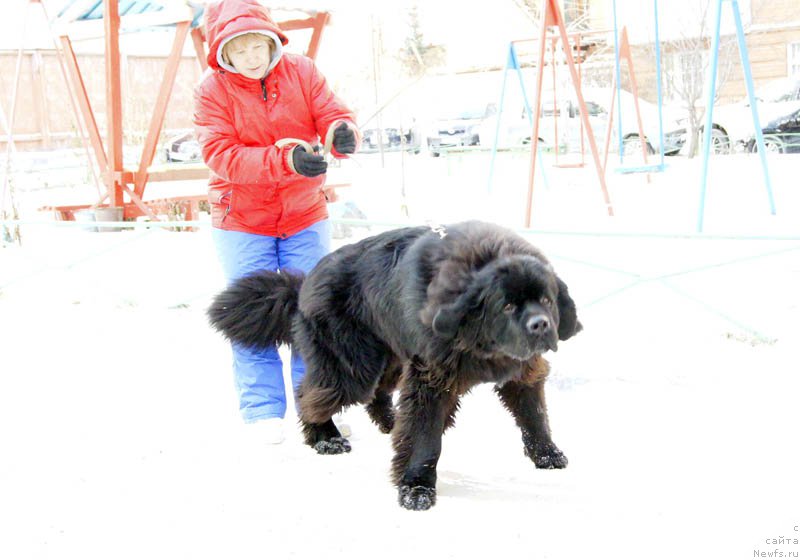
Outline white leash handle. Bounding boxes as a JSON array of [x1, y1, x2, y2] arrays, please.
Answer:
[[275, 137, 317, 154]]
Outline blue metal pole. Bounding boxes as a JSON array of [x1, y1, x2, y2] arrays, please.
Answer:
[[514, 47, 549, 190], [731, 0, 776, 215], [488, 42, 548, 193], [612, 0, 624, 162], [488, 44, 512, 193], [516, 53, 535, 123], [654, 0, 665, 167], [697, 0, 724, 232]]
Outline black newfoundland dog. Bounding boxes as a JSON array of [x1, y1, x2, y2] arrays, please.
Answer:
[[208, 220, 582, 510]]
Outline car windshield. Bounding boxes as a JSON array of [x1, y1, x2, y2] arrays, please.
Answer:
[[755, 77, 800, 103], [440, 107, 487, 120]]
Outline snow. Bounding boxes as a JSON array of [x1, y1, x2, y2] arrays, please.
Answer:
[[2, 150, 799, 559]]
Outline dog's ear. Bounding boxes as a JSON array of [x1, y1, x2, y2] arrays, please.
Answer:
[[430, 274, 490, 338], [431, 303, 464, 338], [555, 275, 582, 341]]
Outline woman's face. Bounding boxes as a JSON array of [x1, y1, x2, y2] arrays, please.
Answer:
[[226, 36, 272, 80]]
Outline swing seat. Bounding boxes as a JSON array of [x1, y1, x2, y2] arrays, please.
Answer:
[[614, 163, 666, 174]]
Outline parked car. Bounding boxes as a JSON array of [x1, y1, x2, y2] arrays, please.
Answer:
[[479, 87, 682, 156], [328, 200, 370, 239], [358, 118, 421, 154], [665, 75, 800, 154], [426, 103, 496, 156], [163, 130, 201, 163], [745, 107, 800, 153]]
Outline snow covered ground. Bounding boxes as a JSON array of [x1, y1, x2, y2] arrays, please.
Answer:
[[1, 150, 799, 559]]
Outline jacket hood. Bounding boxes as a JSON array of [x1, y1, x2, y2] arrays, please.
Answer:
[[205, 0, 289, 72]]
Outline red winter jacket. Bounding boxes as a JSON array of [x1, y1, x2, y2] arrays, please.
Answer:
[[193, 0, 358, 237]]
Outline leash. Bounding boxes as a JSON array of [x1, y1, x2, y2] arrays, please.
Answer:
[[275, 137, 325, 156], [427, 221, 447, 239], [274, 135, 364, 171]]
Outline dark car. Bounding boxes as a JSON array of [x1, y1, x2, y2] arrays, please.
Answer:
[[426, 103, 496, 157], [359, 121, 421, 154], [164, 131, 202, 163], [746, 108, 800, 153], [329, 200, 370, 239]]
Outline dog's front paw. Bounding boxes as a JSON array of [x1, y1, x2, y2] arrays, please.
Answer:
[[366, 401, 395, 434], [313, 437, 352, 455], [526, 442, 568, 469], [374, 414, 394, 434], [398, 485, 436, 511]]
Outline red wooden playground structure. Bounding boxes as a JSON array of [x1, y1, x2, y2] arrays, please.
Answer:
[[17, 0, 331, 225]]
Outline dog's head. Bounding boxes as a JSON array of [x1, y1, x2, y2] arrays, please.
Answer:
[[431, 255, 581, 361]]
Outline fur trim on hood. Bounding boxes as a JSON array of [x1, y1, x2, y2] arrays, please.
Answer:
[[205, 0, 288, 72]]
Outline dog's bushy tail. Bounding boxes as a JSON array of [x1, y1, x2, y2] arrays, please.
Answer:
[[207, 271, 304, 349]]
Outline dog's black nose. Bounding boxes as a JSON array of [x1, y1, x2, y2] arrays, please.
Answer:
[[526, 314, 550, 335]]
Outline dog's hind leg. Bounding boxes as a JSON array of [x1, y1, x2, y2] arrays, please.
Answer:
[[296, 383, 350, 454], [495, 358, 567, 469], [295, 315, 391, 454], [365, 390, 394, 434], [365, 361, 401, 434], [300, 417, 352, 455]]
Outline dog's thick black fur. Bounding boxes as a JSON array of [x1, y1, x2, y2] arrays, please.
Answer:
[[208, 220, 582, 510]]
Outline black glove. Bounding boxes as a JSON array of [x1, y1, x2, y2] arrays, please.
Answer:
[[332, 123, 356, 154], [292, 145, 327, 177]]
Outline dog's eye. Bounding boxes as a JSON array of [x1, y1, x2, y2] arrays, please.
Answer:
[[540, 296, 552, 307], [503, 302, 517, 314]]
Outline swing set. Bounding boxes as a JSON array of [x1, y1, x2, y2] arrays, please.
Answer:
[[492, 0, 667, 226], [491, 0, 776, 231], [697, 0, 776, 231]]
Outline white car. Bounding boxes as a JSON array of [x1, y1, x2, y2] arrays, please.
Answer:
[[480, 87, 682, 156], [163, 131, 202, 163], [665, 75, 800, 154], [426, 104, 494, 156]]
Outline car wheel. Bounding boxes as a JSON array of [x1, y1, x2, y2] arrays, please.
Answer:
[[709, 128, 730, 155], [751, 135, 786, 154], [622, 135, 654, 156]]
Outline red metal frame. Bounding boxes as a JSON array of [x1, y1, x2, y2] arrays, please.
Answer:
[[547, 35, 587, 169], [47, 6, 332, 223], [601, 26, 651, 176], [525, 0, 613, 226]]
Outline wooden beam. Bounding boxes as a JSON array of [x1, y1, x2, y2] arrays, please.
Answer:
[[134, 21, 192, 199], [30, 51, 51, 149], [104, 0, 123, 208], [119, 183, 160, 221], [305, 12, 330, 60], [190, 27, 208, 71], [60, 35, 108, 172]]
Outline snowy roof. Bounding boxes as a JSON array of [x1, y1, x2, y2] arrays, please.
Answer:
[[54, 0, 204, 35]]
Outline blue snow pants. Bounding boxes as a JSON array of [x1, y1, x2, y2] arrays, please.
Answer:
[[212, 220, 331, 423]]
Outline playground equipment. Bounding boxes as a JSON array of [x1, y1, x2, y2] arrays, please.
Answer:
[[697, 0, 776, 231], [604, 0, 667, 175], [487, 41, 549, 194], [488, 28, 604, 193], [6, 1, 332, 225], [525, 0, 613, 226]]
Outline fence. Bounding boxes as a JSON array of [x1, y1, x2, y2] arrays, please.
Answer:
[[0, 50, 203, 150]]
